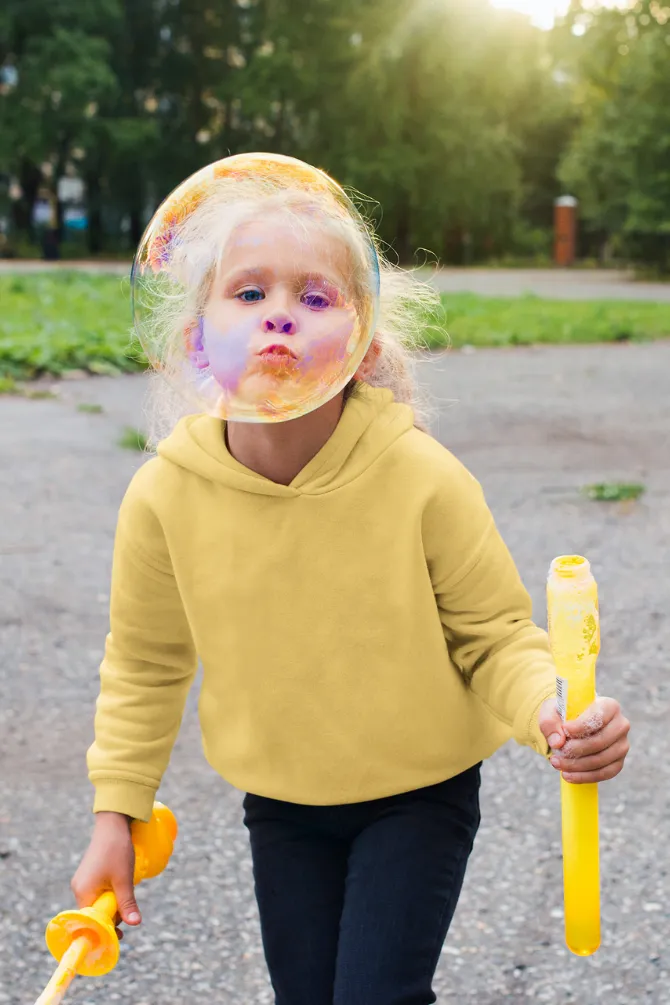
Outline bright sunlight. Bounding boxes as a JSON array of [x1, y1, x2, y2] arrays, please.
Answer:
[[489, 0, 628, 29], [489, 0, 570, 28]]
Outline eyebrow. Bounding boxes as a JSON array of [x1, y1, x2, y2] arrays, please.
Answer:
[[222, 266, 346, 291], [221, 266, 275, 286]]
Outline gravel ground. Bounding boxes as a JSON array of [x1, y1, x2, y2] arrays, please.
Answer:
[[1, 342, 668, 1005]]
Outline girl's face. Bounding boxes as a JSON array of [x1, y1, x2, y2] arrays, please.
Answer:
[[196, 215, 363, 418]]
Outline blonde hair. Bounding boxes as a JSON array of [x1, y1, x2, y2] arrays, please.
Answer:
[[138, 175, 440, 445]]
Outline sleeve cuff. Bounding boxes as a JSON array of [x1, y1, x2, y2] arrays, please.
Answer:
[[92, 779, 157, 822], [523, 685, 557, 760]]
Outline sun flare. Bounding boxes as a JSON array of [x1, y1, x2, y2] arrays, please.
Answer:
[[489, 0, 570, 28], [489, 0, 629, 29]]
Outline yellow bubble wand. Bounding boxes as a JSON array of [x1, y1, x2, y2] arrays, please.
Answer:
[[547, 555, 601, 956], [34, 802, 177, 1005]]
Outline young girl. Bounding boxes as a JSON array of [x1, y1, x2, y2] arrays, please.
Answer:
[[72, 154, 630, 1005]]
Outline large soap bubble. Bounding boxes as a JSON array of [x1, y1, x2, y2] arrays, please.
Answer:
[[131, 153, 380, 423]]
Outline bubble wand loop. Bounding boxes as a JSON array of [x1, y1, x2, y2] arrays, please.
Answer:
[[547, 556, 601, 956], [34, 802, 177, 1005]]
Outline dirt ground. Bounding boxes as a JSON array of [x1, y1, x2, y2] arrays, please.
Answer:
[[1, 341, 669, 1004]]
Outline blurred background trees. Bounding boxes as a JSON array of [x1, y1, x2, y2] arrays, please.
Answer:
[[0, 0, 668, 268]]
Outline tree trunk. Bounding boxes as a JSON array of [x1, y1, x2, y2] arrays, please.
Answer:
[[86, 171, 103, 254], [442, 225, 464, 266], [130, 207, 143, 246], [275, 96, 285, 152], [395, 200, 412, 265], [18, 158, 42, 238]]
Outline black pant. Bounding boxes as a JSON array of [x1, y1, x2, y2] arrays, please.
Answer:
[[243, 763, 482, 1005]]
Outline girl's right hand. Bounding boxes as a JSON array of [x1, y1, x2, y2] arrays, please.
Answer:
[[71, 811, 141, 940]]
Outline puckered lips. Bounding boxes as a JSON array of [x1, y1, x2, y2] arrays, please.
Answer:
[[256, 343, 299, 368]]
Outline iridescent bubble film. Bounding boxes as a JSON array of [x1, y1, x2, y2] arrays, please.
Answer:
[[131, 153, 380, 422]]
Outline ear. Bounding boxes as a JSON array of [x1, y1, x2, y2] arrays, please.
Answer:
[[354, 337, 382, 382], [185, 317, 209, 370]]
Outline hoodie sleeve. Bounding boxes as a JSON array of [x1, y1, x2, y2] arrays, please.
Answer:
[[422, 449, 556, 757], [87, 466, 198, 821]]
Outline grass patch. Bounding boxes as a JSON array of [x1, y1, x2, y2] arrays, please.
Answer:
[[0, 272, 144, 380], [0, 376, 19, 394], [1, 275, 669, 383], [77, 402, 104, 414], [0, 375, 59, 398], [23, 387, 59, 400], [583, 482, 646, 502], [425, 294, 670, 349], [118, 426, 148, 452]]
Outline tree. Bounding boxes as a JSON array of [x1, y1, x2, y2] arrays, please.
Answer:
[[0, 0, 121, 243], [0, 0, 586, 263], [339, 0, 544, 262], [557, 0, 670, 267]]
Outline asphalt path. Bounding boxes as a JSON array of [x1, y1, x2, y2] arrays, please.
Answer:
[[1, 341, 668, 1003]]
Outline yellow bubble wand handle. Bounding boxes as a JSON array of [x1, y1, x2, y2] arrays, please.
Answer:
[[34, 802, 178, 1005], [547, 555, 601, 956]]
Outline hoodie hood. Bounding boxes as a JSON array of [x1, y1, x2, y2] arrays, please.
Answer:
[[156, 383, 415, 497]]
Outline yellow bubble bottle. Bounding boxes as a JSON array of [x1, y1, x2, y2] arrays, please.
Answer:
[[547, 555, 601, 956]]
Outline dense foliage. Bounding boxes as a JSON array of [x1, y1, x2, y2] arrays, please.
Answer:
[[1, 0, 668, 266]]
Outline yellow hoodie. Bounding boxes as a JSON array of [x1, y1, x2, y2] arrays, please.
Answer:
[[88, 383, 556, 822]]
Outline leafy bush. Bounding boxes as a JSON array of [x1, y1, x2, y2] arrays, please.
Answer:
[[0, 273, 145, 380]]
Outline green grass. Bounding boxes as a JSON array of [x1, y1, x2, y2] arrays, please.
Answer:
[[118, 426, 148, 451], [77, 402, 104, 414], [0, 272, 144, 380], [426, 293, 670, 349], [23, 387, 59, 400], [583, 482, 646, 502], [1, 275, 669, 383]]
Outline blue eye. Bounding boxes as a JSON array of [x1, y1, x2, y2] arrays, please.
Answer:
[[237, 288, 264, 303]]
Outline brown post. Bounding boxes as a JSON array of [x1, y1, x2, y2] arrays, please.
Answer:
[[554, 195, 578, 266]]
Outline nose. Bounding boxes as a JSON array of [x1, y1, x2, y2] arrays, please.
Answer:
[[262, 291, 297, 335], [262, 311, 297, 335]]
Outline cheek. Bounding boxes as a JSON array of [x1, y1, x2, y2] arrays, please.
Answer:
[[203, 313, 255, 392], [301, 309, 357, 365], [303, 307, 356, 343]]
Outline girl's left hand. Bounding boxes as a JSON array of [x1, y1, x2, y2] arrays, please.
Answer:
[[538, 696, 630, 783]]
